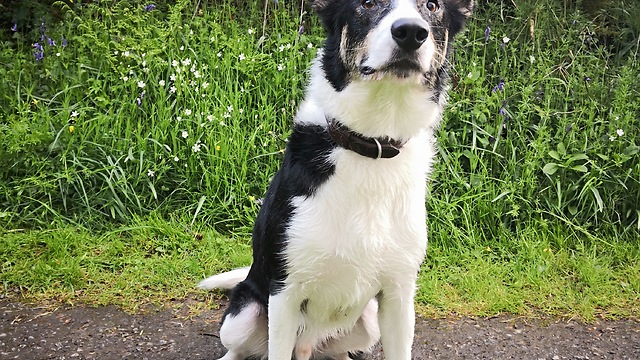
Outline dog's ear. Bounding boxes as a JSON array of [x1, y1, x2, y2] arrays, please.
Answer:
[[309, 0, 332, 12], [453, 0, 476, 19]]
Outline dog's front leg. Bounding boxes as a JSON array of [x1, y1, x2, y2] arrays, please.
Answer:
[[268, 292, 300, 360], [378, 283, 416, 360]]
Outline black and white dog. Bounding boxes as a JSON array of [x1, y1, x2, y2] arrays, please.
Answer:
[[199, 1, 474, 359]]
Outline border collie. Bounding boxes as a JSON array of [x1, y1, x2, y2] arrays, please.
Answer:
[[199, 1, 474, 359]]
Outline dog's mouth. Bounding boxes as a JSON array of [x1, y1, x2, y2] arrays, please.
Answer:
[[359, 58, 424, 79]]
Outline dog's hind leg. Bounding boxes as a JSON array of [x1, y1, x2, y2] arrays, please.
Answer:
[[217, 301, 268, 360]]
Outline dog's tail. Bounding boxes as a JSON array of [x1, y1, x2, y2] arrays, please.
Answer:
[[198, 266, 250, 290]]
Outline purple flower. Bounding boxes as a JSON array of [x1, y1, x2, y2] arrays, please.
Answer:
[[47, 37, 55, 46], [298, 24, 305, 35], [136, 91, 146, 106], [39, 19, 46, 41], [11, 23, 17, 32], [33, 42, 44, 61], [584, 76, 592, 82], [484, 26, 490, 42], [144, 4, 156, 11], [499, 107, 507, 116], [62, 37, 67, 48], [492, 80, 505, 93]]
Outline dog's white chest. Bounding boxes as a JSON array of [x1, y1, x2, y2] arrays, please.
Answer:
[[283, 133, 433, 326]]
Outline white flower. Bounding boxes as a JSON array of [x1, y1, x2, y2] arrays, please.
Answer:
[[202, 82, 209, 89], [227, 105, 233, 112], [210, 36, 215, 42], [610, 136, 616, 141], [220, 121, 226, 126], [279, 45, 285, 52], [170, 86, 177, 93], [223, 112, 231, 119], [190, 80, 197, 87], [147, 169, 155, 177], [182, 130, 189, 138], [182, 58, 191, 66], [217, 52, 222, 58], [71, 111, 79, 117], [123, 51, 130, 57], [286, 43, 291, 49], [159, 80, 166, 86], [277, 63, 285, 71], [194, 70, 201, 78], [239, 109, 244, 114], [185, 109, 192, 116], [177, 116, 182, 121], [114, 50, 119, 55], [189, 30, 194, 35], [137, 81, 146, 88], [141, 53, 146, 57], [180, 45, 185, 51], [307, 43, 313, 49], [122, 76, 129, 82], [529, 55, 535, 63], [142, 60, 147, 67], [192, 141, 202, 153], [174, 156, 179, 162], [170, 74, 176, 81], [248, 28, 254, 35], [56, 52, 61, 57], [207, 114, 214, 122], [143, 68, 150, 73], [467, 72, 473, 78], [239, 53, 246, 61], [172, 60, 179, 67], [617, 129, 624, 137], [502, 36, 510, 44]]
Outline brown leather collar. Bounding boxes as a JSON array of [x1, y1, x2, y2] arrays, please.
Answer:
[[326, 117, 404, 159]]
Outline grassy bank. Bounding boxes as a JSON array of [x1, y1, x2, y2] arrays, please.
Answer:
[[1, 1, 638, 319]]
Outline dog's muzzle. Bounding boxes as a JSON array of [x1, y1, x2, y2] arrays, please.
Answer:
[[391, 18, 429, 52]]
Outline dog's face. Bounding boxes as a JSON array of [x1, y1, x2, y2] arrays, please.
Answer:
[[312, 0, 474, 91]]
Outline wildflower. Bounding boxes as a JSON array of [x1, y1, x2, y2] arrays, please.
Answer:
[[11, 23, 17, 32], [147, 169, 155, 177], [227, 105, 233, 112], [144, 4, 156, 11], [215, 145, 221, 151], [484, 26, 490, 42], [190, 80, 197, 87], [190, 30, 194, 35], [239, 109, 244, 114], [137, 81, 145, 88], [609, 136, 616, 142], [584, 76, 592, 82], [33, 42, 44, 61], [61, 37, 67, 48], [192, 141, 202, 153], [170, 74, 176, 81], [298, 24, 305, 35], [220, 121, 227, 126], [142, 60, 147, 67], [122, 76, 129, 82], [177, 116, 182, 121], [185, 109, 192, 116], [202, 81, 209, 89], [159, 80, 166, 86], [180, 45, 185, 51], [181, 130, 189, 138], [307, 43, 313, 49], [194, 70, 201, 78], [617, 129, 624, 137], [123, 51, 130, 57], [217, 52, 222, 58], [502, 36, 510, 44], [56, 52, 61, 57], [492, 80, 505, 93], [279, 45, 285, 52], [207, 114, 213, 122], [182, 58, 191, 66], [239, 53, 246, 61], [170, 86, 177, 93], [248, 28, 254, 35], [277, 63, 285, 71], [46, 37, 55, 46], [529, 55, 535, 63], [174, 156, 180, 162], [223, 112, 231, 119], [39, 19, 46, 41], [136, 91, 145, 106], [286, 43, 292, 50], [172, 60, 179, 67], [114, 50, 119, 55]]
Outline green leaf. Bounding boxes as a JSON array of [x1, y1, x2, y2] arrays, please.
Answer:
[[548, 150, 561, 161], [543, 163, 560, 175], [567, 153, 589, 164], [571, 165, 588, 173]]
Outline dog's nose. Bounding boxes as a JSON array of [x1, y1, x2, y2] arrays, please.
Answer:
[[391, 18, 429, 51]]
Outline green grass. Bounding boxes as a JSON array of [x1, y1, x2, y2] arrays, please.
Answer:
[[1, 0, 639, 319]]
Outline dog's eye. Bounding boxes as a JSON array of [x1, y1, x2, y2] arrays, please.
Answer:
[[361, 0, 377, 10], [426, 0, 439, 12]]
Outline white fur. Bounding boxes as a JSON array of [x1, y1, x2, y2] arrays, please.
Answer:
[[198, 267, 249, 290]]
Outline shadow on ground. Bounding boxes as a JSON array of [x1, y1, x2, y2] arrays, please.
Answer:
[[1, 298, 639, 359]]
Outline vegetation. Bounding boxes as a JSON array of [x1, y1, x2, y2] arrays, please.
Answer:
[[0, 0, 638, 319]]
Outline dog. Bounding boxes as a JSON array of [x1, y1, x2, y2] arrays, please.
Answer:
[[199, 1, 474, 359]]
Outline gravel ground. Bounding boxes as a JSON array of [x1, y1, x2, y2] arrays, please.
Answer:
[[1, 298, 638, 360]]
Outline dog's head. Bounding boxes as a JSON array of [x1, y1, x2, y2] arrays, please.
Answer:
[[312, 0, 474, 91]]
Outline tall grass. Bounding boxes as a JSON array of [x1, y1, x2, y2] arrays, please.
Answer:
[[0, 0, 638, 317]]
